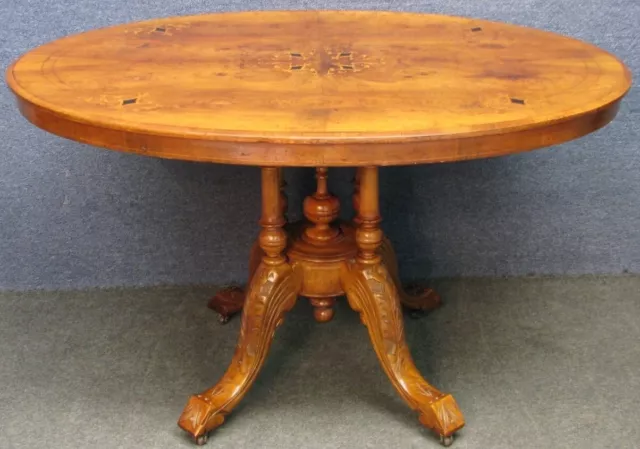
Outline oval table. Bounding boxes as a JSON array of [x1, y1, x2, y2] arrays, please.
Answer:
[[7, 10, 631, 447]]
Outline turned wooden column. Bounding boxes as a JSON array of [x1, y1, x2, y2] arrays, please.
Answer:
[[354, 167, 382, 264], [260, 167, 287, 266], [303, 167, 340, 243], [301, 167, 341, 322]]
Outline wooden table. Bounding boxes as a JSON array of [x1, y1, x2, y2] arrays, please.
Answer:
[[7, 10, 631, 447]]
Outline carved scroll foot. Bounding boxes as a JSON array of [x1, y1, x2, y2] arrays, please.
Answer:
[[342, 262, 464, 443], [180, 262, 301, 442], [207, 239, 263, 324], [380, 236, 442, 315]]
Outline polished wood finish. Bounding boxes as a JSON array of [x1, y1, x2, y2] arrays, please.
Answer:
[[6, 11, 630, 167], [6, 10, 631, 448]]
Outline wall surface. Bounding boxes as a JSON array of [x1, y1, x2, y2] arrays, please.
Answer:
[[1, 1, 638, 290]]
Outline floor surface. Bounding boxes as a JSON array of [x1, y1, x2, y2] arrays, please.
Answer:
[[1, 276, 639, 449]]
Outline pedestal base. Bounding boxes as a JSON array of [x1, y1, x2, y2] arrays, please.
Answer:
[[208, 223, 442, 324], [182, 167, 464, 446]]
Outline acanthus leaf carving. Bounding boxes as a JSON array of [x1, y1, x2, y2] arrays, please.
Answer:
[[343, 261, 464, 439], [178, 263, 300, 439]]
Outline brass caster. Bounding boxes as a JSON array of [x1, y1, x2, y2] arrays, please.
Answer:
[[439, 434, 454, 447], [218, 314, 231, 325]]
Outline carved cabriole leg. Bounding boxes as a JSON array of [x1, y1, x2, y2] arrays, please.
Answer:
[[207, 169, 287, 323], [179, 167, 300, 444], [353, 168, 441, 315], [343, 167, 464, 444]]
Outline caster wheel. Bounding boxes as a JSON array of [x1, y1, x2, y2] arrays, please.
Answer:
[[409, 309, 426, 319], [194, 433, 209, 446], [218, 314, 230, 325], [439, 434, 454, 447]]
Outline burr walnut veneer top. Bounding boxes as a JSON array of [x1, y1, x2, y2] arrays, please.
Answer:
[[7, 11, 631, 166]]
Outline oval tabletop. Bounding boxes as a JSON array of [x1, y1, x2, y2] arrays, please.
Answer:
[[6, 10, 631, 166]]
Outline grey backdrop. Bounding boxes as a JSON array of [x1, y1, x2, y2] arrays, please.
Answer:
[[1, 1, 638, 290]]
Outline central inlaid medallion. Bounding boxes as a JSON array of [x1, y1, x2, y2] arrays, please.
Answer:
[[284, 48, 369, 75]]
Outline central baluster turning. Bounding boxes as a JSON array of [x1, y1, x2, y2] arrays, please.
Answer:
[[302, 167, 341, 244]]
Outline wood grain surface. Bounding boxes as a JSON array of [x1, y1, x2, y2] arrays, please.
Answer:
[[6, 10, 631, 166]]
